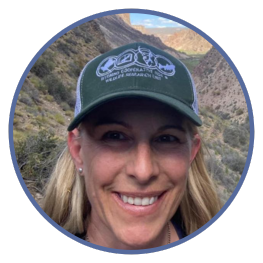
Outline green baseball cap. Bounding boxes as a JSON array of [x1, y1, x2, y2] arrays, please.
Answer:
[[68, 42, 202, 131]]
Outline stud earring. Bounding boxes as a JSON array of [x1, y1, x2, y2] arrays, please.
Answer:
[[78, 167, 83, 175]]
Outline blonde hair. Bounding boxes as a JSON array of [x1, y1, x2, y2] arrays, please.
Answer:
[[42, 127, 221, 236]]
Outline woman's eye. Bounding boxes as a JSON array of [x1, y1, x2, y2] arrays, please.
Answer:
[[103, 131, 127, 141], [156, 135, 179, 143]]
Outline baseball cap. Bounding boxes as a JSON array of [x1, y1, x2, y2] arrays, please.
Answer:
[[68, 42, 202, 131]]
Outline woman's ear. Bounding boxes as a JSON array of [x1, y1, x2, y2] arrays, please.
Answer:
[[190, 133, 201, 164], [68, 128, 83, 168]]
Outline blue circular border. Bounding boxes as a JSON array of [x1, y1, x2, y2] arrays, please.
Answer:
[[9, 8, 254, 254]]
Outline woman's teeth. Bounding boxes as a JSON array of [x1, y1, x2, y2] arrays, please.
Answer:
[[120, 195, 158, 206]]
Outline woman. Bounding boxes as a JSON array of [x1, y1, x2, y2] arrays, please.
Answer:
[[42, 42, 221, 249]]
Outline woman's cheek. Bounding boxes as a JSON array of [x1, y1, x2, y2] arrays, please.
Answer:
[[85, 149, 124, 184]]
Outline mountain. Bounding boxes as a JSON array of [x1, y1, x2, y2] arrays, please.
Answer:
[[193, 46, 247, 123], [134, 27, 184, 42], [95, 15, 188, 59], [117, 14, 131, 25], [164, 28, 212, 55]]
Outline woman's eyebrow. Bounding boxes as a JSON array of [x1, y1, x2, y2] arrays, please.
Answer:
[[157, 124, 186, 133], [94, 119, 185, 132], [94, 118, 132, 129]]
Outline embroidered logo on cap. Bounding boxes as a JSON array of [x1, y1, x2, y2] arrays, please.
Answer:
[[96, 47, 176, 83]]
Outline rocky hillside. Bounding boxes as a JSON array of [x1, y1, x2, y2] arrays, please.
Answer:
[[193, 46, 247, 123], [14, 20, 111, 145], [117, 14, 131, 25], [95, 15, 188, 59], [133, 25, 147, 34], [164, 28, 212, 55]]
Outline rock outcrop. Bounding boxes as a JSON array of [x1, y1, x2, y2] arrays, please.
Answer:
[[95, 15, 188, 59], [193, 47, 247, 122]]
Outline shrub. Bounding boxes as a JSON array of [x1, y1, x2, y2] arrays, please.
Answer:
[[68, 61, 82, 77], [205, 68, 214, 75], [96, 41, 111, 54], [42, 74, 75, 107], [236, 108, 244, 116], [221, 151, 246, 174], [21, 83, 40, 103], [216, 111, 230, 120], [223, 125, 239, 148], [19, 93, 33, 106], [223, 123, 249, 149], [15, 110, 24, 117], [57, 41, 77, 56], [54, 113, 65, 125], [31, 57, 54, 77], [30, 77, 41, 89], [45, 94, 54, 102], [213, 121, 222, 132], [13, 118, 19, 126], [241, 115, 250, 133], [206, 154, 237, 192], [65, 37, 77, 45], [60, 102, 70, 111], [73, 25, 92, 43], [13, 130, 27, 146], [212, 90, 220, 96], [25, 106, 38, 116], [15, 130, 65, 188], [206, 155, 224, 181], [65, 110, 73, 117]]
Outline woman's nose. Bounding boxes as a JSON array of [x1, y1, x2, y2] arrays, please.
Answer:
[[126, 142, 159, 183]]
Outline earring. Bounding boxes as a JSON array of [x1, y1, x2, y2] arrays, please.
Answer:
[[78, 167, 83, 175]]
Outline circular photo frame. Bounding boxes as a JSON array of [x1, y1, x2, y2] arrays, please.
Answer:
[[9, 9, 254, 254]]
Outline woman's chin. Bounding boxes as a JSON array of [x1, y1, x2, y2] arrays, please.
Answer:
[[118, 238, 156, 250], [114, 228, 164, 249]]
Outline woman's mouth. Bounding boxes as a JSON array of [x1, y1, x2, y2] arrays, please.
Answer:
[[112, 191, 166, 216], [120, 195, 158, 206]]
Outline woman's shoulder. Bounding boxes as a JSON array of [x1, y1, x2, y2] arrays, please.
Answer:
[[75, 231, 86, 240], [171, 217, 187, 239]]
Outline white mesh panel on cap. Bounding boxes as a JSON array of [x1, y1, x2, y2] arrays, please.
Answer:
[[188, 68, 199, 115], [74, 58, 95, 117], [180, 61, 199, 115]]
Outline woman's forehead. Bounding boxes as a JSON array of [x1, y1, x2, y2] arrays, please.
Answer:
[[84, 98, 186, 127]]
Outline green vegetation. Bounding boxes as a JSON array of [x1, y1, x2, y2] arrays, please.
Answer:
[[15, 130, 64, 188], [179, 50, 207, 56], [13, 130, 28, 146], [212, 90, 220, 96], [236, 108, 244, 116], [181, 55, 205, 73], [54, 113, 65, 125], [223, 120, 249, 149], [31, 50, 55, 78], [221, 150, 246, 175], [41, 74, 75, 107], [199, 107, 250, 202], [57, 41, 78, 56]]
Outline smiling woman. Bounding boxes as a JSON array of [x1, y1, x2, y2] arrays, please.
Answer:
[[42, 42, 221, 250]]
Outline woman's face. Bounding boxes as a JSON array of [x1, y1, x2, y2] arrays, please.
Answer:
[[68, 98, 200, 249]]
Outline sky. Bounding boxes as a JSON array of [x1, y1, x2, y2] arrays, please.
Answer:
[[130, 13, 186, 28]]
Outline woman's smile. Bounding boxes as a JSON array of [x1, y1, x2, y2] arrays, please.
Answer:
[[112, 190, 167, 216]]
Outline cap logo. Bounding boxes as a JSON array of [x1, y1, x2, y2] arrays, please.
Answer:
[[96, 46, 176, 83]]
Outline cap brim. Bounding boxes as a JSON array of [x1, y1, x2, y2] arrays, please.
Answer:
[[67, 90, 202, 131]]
